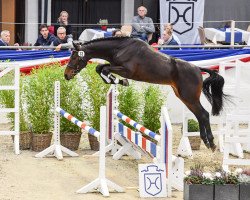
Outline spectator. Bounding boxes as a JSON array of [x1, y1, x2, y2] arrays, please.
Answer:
[[158, 29, 180, 50], [223, 21, 231, 29], [0, 30, 19, 49], [112, 29, 123, 37], [34, 24, 56, 46], [51, 27, 73, 51], [131, 6, 155, 42], [54, 11, 72, 38], [164, 23, 181, 45]]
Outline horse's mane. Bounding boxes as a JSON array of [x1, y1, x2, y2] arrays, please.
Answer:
[[82, 36, 132, 46]]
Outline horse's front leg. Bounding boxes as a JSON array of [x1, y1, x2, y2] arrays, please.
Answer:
[[96, 64, 113, 84], [100, 65, 129, 86]]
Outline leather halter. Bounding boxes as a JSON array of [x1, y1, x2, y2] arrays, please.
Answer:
[[67, 50, 85, 73]]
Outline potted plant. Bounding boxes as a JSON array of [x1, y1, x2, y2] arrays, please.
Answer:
[[0, 72, 31, 150], [24, 63, 87, 152], [58, 70, 85, 151], [184, 164, 214, 200], [187, 119, 201, 150], [238, 168, 250, 200], [18, 79, 32, 150], [184, 166, 250, 200], [23, 66, 54, 151], [81, 63, 110, 150], [98, 19, 108, 31], [213, 169, 240, 200]]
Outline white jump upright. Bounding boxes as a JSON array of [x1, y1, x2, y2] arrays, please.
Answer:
[[0, 63, 20, 154], [177, 59, 250, 158], [76, 106, 124, 196], [223, 113, 250, 171], [35, 81, 78, 160], [106, 85, 184, 197], [220, 60, 250, 154], [222, 60, 250, 170]]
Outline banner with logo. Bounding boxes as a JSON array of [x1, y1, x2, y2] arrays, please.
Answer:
[[160, 0, 205, 44]]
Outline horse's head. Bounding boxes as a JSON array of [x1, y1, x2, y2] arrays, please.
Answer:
[[64, 41, 88, 80]]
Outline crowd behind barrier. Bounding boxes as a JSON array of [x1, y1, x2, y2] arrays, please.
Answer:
[[1, 5, 250, 47], [1, 7, 250, 54], [1, 22, 250, 47]]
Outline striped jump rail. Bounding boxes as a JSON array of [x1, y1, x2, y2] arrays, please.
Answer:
[[118, 122, 159, 157], [114, 110, 161, 142], [56, 107, 100, 138]]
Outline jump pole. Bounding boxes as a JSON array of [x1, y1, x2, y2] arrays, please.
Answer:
[[106, 85, 184, 197], [35, 81, 78, 160], [76, 106, 124, 196]]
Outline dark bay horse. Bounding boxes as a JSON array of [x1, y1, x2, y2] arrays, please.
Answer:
[[65, 37, 228, 151]]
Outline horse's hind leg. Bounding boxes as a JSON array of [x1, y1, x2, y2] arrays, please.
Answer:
[[172, 85, 216, 151], [186, 102, 216, 151]]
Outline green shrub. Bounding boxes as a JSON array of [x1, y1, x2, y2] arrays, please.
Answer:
[[142, 85, 165, 132], [0, 72, 15, 124], [23, 67, 53, 133], [23, 63, 85, 134], [188, 119, 200, 132], [59, 75, 86, 133], [118, 82, 143, 124], [44, 64, 86, 133]]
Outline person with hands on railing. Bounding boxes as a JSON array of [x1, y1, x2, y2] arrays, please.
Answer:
[[34, 24, 56, 47], [0, 30, 20, 50], [51, 27, 73, 51]]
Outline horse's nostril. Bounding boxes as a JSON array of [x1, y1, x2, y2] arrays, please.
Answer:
[[64, 74, 70, 80]]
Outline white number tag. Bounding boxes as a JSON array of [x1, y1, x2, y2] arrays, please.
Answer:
[[78, 51, 85, 57]]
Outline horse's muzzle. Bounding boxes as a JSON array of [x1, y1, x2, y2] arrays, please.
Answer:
[[64, 66, 74, 80], [64, 73, 71, 80]]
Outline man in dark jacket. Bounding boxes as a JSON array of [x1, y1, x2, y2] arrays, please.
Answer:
[[34, 24, 56, 46]]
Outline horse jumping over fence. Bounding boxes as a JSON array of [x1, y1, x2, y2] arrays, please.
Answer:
[[64, 37, 229, 151]]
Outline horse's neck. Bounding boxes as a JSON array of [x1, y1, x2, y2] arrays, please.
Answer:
[[86, 42, 118, 60]]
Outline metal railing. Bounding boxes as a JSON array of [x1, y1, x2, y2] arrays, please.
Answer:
[[0, 44, 249, 50]]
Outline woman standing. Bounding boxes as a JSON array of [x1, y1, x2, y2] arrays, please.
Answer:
[[54, 11, 73, 38]]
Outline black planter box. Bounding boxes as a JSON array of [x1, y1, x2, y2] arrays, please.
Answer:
[[184, 182, 214, 200], [214, 184, 239, 200], [240, 183, 250, 200]]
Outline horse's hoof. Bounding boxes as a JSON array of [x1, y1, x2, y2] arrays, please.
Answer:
[[211, 144, 217, 152], [122, 79, 129, 86], [205, 142, 210, 149]]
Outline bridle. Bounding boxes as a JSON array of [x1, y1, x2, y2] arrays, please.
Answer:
[[67, 50, 86, 74]]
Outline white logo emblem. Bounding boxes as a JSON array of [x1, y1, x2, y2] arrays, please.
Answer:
[[169, 1, 195, 35], [78, 51, 85, 57]]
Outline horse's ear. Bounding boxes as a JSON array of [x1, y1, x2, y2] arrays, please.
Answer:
[[72, 41, 81, 50]]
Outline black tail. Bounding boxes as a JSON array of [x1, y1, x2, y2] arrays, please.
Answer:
[[199, 67, 227, 116]]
